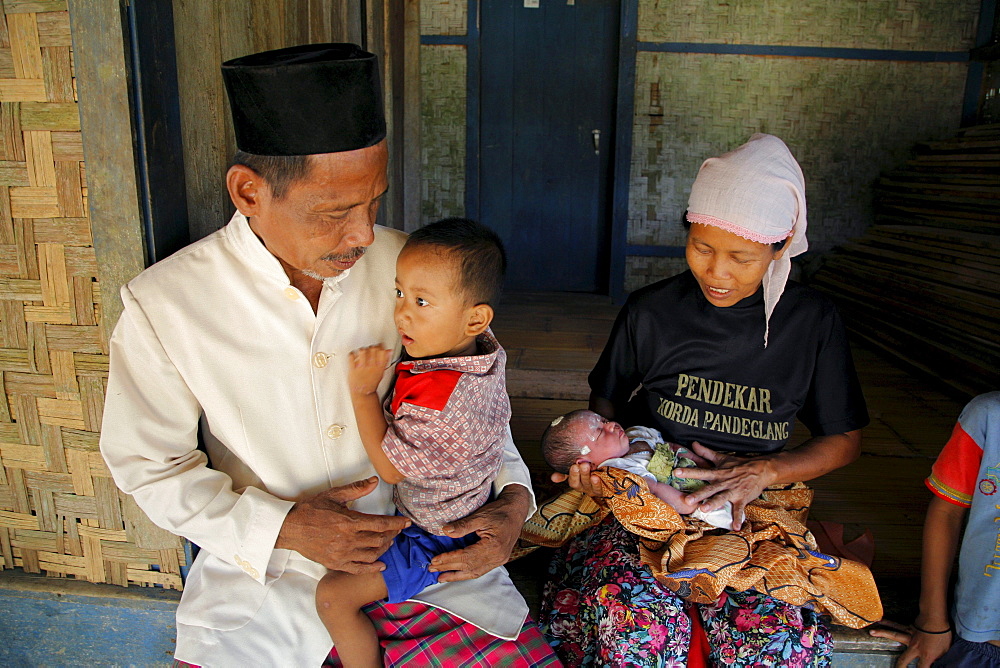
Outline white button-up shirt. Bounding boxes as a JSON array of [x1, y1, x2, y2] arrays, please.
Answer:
[[100, 212, 533, 667]]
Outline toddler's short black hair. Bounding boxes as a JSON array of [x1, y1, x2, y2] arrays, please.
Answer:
[[541, 409, 593, 474], [404, 218, 507, 306]]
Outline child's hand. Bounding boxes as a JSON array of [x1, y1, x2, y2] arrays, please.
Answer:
[[348, 345, 392, 396], [868, 619, 953, 667]]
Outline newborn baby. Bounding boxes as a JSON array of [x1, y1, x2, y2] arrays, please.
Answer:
[[542, 409, 734, 529]]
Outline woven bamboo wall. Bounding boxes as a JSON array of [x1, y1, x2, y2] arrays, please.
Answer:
[[0, 4, 185, 589], [421, 0, 466, 36], [624, 257, 687, 294], [639, 0, 980, 51], [419, 1, 466, 222], [173, 0, 407, 242], [628, 54, 969, 254], [627, 0, 979, 288], [420, 45, 466, 221]]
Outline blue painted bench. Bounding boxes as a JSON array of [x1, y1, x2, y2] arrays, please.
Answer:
[[1, 564, 905, 666]]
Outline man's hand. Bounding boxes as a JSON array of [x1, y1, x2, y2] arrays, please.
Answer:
[[348, 345, 392, 396], [551, 460, 606, 498], [674, 442, 777, 530], [429, 484, 531, 582], [276, 477, 409, 573]]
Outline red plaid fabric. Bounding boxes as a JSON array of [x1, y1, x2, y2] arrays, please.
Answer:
[[325, 601, 561, 667], [175, 602, 559, 667]]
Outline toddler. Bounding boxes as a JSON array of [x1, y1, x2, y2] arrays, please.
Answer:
[[315, 218, 515, 667], [542, 409, 734, 529], [871, 391, 1000, 666]]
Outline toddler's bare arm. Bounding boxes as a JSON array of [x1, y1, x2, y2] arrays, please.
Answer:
[[348, 345, 404, 484]]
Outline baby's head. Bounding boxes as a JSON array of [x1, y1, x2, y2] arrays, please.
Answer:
[[395, 218, 506, 359], [541, 409, 630, 474]]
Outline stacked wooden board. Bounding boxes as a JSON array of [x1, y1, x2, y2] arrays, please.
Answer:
[[809, 124, 999, 397]]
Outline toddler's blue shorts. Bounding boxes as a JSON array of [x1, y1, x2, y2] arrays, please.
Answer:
[[381, 523, 478, 603]]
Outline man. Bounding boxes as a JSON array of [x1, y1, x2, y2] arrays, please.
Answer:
[[99, 44, 554, 666]]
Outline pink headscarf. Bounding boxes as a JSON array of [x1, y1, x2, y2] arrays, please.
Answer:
[[685, 134, 808, 347]]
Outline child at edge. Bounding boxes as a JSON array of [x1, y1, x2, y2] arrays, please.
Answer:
[[541, 409, 736, 530], [871, 391, 1000, 667], [315, 218, 516, 667]]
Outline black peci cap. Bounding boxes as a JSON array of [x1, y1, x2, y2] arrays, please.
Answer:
[[221, 43, 386, 156]]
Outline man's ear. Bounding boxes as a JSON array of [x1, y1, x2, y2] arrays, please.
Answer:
[[226, 164, 267, 216], [464, 303, 494, 336]]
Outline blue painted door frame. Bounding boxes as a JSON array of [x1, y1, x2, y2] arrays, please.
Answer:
[[125, 0, 190, 266], [445, 0, 638, 300], [462, 0, 637, 299], [477, 0, 622, 292]]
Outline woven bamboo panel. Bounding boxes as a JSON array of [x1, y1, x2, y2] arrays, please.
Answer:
[[420, 44, 466, 221], [624, 257, 687, 294], [626, 53, 966, 277], [810, 125, 1000, 397], [420, 0, 466, 37], [0, 5, 185, 590], [639, 0, 980, 52]]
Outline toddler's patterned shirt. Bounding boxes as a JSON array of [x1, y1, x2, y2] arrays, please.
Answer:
[[381, 329, 510, 534]]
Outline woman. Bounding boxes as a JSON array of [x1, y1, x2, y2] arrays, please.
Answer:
[[539, 134, 870, 666]]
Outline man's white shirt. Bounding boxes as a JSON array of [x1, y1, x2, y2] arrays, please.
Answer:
[[99, 212, 533, 667]]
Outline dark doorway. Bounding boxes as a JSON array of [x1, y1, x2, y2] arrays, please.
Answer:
[[479, 0, 621, 293]]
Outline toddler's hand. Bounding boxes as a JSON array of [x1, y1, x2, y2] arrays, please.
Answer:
[[348, 345, 392, 395]]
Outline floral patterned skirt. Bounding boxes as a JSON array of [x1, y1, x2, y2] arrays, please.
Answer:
[[539, 515, 833, 667]]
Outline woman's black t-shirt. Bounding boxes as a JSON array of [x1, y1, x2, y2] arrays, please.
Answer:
[[589, 271, 869, 455]]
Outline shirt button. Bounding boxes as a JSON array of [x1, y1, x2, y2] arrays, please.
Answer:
[[284, 287, 299, 300], [327, 424, 346, 439], [313, 352, 331, 368]]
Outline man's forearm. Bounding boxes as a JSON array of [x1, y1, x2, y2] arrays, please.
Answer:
[[496, 482, 532, 524]]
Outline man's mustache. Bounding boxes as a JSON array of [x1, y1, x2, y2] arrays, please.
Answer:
[[324, 247, 366, 262]]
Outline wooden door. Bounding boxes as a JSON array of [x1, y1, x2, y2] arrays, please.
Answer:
[[479, 0, 621, 292]]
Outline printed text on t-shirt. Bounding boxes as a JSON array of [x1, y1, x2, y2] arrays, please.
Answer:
[[986, 504, 1000, 577], [652, 373, 791, 443], [675, 373, 773, 414]]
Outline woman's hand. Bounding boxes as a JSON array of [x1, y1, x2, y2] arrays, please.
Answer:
[[648, 480, 702, 514], [673, 442, 778, 530], [868, 619, 953, 667], [551, 461, 605, 498]]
